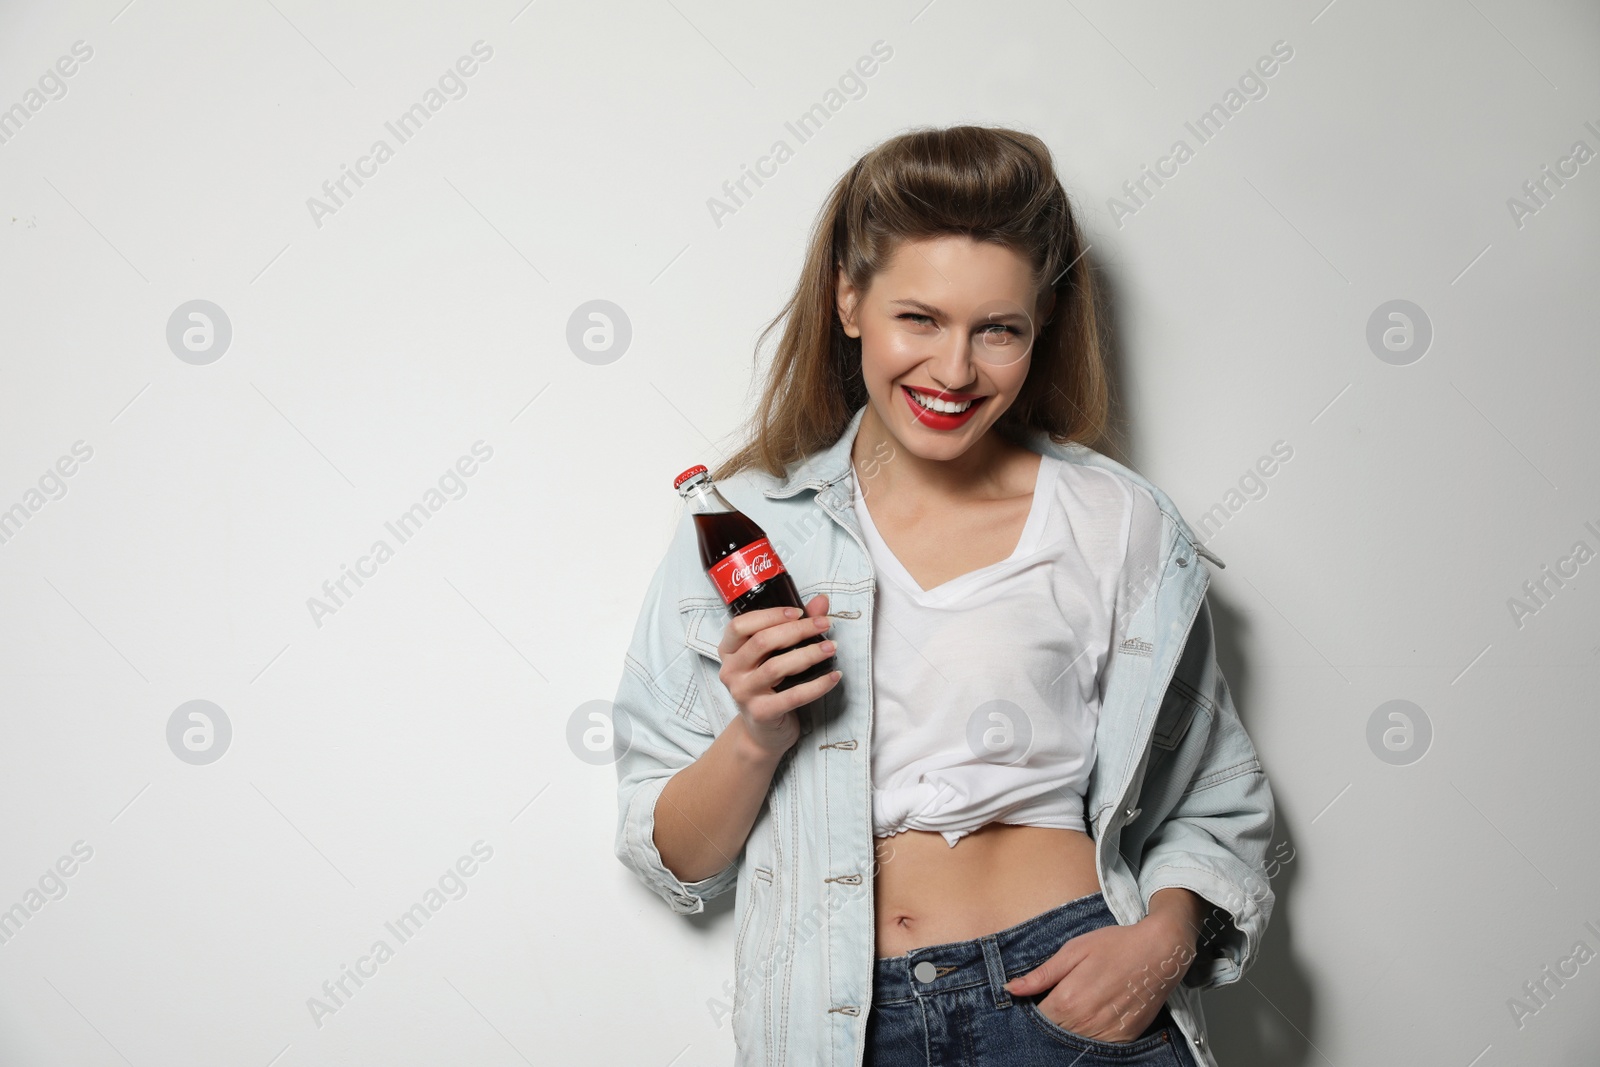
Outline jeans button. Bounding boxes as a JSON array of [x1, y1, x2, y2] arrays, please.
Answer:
[[912, 961, 938, 983]]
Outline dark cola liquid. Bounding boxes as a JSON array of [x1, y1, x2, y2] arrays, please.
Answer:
[[693, 511, 836, 692]]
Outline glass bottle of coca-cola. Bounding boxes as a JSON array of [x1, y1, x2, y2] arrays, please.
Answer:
[[674, 465, 835, 692]]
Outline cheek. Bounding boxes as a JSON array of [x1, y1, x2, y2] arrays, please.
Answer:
[[859, 327, 925, 376], [987, 357, 1032, 395]]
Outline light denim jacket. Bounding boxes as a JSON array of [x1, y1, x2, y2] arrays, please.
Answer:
[[613, 403, 1276, 1067]]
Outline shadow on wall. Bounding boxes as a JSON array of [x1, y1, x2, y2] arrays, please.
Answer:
[[686, 891, 736, 927], [1205, 592, 1312, 1066], [1096, 258, 1315, 1067]]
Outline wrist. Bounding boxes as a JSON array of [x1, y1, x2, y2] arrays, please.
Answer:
[[1143, 887, 1204, 950], [1140, 909, 1194, 955], [727, 715, 788, 769]]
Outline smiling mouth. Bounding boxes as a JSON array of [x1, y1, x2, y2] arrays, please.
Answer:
[[903, 386, 982, 414]]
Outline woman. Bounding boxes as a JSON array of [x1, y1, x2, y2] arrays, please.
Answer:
[[613, 125, 1276, 1067]]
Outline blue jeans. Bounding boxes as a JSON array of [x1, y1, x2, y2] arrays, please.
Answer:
[[866, 891, 1200, 1066]]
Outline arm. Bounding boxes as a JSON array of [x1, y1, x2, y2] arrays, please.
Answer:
[[612, 521, 746, 915], [652, 715, 784, 883], [612, 513, 834, 913], [1131, 593, 1278, 990], [1145, 886, 1207, 951], [953, 557, 1277, 1040]]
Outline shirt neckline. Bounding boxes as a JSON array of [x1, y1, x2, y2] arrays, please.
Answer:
[[854, 451, 1057, 606]]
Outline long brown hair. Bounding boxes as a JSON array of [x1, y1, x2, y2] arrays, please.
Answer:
[[712, 124, 1110, 482]]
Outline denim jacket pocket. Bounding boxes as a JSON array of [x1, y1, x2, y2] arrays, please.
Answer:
[[677, 597, 742, 734], [1151, 676, 1208, 751], [678, 596, 729, 663]]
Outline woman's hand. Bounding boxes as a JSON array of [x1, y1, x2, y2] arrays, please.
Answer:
[[1001, 903, 1201, 1042], [716, 592, 841, 759]]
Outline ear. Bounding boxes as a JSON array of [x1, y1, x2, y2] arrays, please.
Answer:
[[836, 267, 862, 338]]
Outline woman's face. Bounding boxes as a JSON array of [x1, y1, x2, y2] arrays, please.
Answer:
[[837, 234, 1050, 463]]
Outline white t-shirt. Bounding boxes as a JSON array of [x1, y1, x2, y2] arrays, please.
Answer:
[[855, 450, 1134, 847]]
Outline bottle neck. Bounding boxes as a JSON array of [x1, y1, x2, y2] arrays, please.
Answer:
[[681, 478, 735, 515]]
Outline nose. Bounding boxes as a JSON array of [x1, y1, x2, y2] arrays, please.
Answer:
[[926, 328, 979, 392]]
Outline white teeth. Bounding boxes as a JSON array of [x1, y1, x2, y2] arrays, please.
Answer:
[[907, 388, 975, 414]]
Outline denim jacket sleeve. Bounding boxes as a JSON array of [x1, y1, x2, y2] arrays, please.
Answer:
[[612, 512, 740, 916], [1132, 591, 1277, 991]]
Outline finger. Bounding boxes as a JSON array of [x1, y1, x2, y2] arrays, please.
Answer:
[[802, 592, 830, 619], [748, 664, 841, 717], [1034, 990, 1095, 1035], [717, 605, 801, 656], [723, 620, 826, 703], [755, 635, 837, 690], [724, 616, 829, 700], [737, 613, 832, 667], [1003, 945, 1083, 995]]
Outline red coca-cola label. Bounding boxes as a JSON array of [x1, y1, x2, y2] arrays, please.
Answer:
[[707, 537, 786, 603]]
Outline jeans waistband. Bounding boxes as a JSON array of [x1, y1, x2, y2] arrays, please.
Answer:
[[872, 891, 1114, 1006]]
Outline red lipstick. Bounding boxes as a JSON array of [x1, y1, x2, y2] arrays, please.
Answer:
[[900, 385, 987, 431]]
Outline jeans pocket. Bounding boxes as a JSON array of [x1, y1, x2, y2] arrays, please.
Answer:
[[1020, 996, 1175, 1060]]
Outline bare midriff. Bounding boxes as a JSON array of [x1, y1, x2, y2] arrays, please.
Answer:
[[873, 823, 1102, 959]]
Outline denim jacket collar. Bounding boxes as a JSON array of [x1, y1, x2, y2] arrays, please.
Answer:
[[762, 402, 1225, 570]]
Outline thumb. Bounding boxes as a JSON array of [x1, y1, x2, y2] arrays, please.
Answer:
[[1004, 952, 1074, 995], [804, 592, 830, 619]]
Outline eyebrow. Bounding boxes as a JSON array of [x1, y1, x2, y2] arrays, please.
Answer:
[[887, 298, 1030, 324]]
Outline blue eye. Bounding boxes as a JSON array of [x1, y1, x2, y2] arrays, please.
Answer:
[[896, 314, 1023, 339]]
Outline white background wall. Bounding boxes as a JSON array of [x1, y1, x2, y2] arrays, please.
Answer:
[[1, 1, 1596, 1064]]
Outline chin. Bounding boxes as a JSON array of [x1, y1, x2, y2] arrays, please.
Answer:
[[895, 419, 993, 458]]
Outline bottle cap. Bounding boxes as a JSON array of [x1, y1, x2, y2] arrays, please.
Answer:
[[673, 464, 709, 490]]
